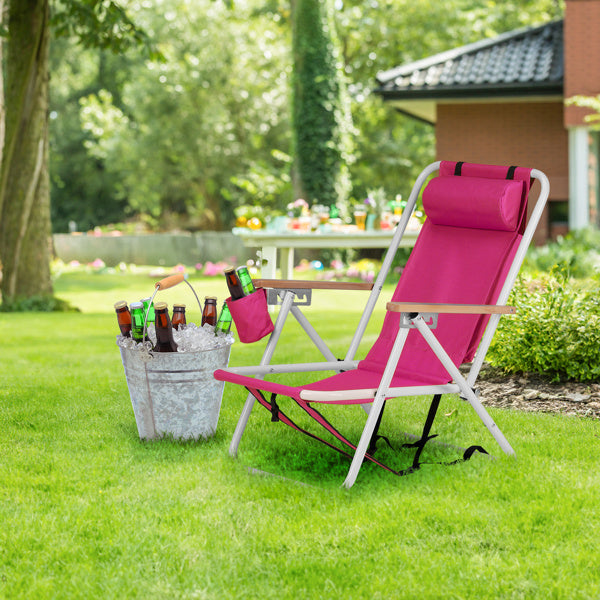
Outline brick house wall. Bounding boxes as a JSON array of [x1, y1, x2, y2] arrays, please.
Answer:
[[435, 101, 569, 242], [564, 0, 600, 127]]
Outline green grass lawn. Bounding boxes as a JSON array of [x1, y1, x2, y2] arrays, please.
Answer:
[[1, 271, 599, 599]]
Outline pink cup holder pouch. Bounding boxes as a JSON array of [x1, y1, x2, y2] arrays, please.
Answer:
[[226, 288, 274, 343]]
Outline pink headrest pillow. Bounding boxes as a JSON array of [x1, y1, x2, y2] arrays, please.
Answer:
[[422, 175, 525, 231]]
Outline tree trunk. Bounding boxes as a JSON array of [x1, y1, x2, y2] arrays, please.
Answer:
[[0, 0, 52, 303], [0, 0, 5, 167]]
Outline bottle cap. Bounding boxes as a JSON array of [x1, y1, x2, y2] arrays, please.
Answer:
[[173, 303, 186, 309], [130, 301, 143, 309], [114, 300, 127, 310], [154, 302, 168, 310], [205, 296, 217, 301]]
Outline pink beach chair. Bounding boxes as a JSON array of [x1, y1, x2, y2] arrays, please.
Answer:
[[215, 161, 550, 487]]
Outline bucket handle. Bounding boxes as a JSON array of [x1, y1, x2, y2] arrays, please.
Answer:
[[141, 273, 204, 343]]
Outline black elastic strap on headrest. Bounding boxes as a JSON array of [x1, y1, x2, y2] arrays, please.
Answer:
[[454, 161, 464, 176], [506, 165, 517, 180]]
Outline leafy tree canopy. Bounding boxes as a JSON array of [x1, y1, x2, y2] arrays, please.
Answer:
[[49, 0, 564, 232]]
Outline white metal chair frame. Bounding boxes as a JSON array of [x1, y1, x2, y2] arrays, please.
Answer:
[[223, 161, 550, 488]]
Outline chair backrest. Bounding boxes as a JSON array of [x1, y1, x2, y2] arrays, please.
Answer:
[[359, 161, 533, 385]]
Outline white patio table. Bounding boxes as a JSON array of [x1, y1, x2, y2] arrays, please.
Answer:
[[232, 227, 419, 280]]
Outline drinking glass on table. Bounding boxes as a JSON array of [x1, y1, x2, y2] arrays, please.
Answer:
[[354, 210, 367, 230]]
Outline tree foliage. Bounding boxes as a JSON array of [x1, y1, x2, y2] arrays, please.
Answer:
[[48, 0, 563, 233], [291, 0, 354, 207], [53, 0, 292, 232], [51, 0, 156, 55]]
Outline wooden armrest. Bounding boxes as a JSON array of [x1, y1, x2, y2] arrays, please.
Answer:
[[386, 302, 516, 315], [253, 279, 374, 291]]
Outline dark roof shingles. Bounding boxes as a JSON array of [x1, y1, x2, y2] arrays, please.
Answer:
[[376, 20, 563, 99]]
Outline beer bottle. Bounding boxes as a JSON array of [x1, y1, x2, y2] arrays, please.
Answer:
[[202, 296, 218, 326], [224, 268, 244, 300], [130, 301, 146, 343], [141, 297, 155, 324], [215, 301, 232, 335], [236, 266, 255, 296], [114, 301, 132, 338], [171, 304, 187, 330], [153, 302, 178, 352]]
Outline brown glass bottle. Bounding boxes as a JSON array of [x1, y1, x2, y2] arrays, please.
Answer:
[[224, 268, 244, 300], [201, 297, 218, 326], [172, 304, 187, 330], [114, 301, 132, 337], [153, 302, 178, 352]]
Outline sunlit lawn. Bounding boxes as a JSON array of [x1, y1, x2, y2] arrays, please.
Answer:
[[1, 270, 599, 598]]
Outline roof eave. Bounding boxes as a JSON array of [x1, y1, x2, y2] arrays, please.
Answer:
[[374, 82, 563, 101], [379, 89, 564, 125]]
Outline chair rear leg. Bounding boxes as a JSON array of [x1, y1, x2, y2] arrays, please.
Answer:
[[402, 394, 442, 471], [367, 401, 387, 455], [413, 317, 515, 456]]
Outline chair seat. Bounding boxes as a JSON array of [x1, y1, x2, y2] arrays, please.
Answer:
[[215, 365, 451, 405]]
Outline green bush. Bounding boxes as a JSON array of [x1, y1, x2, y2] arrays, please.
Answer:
[[0, 294, 79, 313], [524, 228, 600, 278], [488, 269, 600, 382]]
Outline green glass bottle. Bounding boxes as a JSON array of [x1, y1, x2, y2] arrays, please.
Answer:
[[236, 266, 255, 296], [130, 301, 146, 343], [141, 297, 155, 324], [215, 301, 232, 335]]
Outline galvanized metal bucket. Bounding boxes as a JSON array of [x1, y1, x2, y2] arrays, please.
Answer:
[[118, 273, 232, 441], [119, 342, 231, 441]]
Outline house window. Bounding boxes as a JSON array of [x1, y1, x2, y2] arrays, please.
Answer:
[[549, 200, 569, 239]]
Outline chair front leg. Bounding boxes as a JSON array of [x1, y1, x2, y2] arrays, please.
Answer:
[[229, 290, 296, 457], [343, 326, 411, 489]]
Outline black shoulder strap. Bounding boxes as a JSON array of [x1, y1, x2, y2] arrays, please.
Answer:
[[454, 161, 464, 176], [506, 165, 517, 180]]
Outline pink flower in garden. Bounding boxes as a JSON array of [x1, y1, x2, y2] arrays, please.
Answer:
[[90, 258, 105, 269], [173, 264, 186, 273], [203, 261, 231, 277], [202, 261, 217, 276], [330, 260, 344, 270], [292, 198, 309, 210], [287, 198, 310, 217], [195, 263, 203, 271]]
